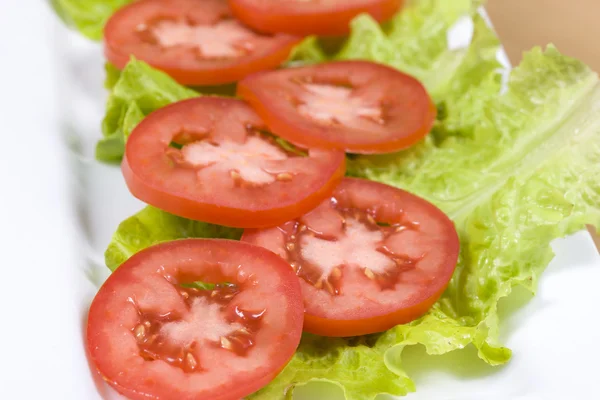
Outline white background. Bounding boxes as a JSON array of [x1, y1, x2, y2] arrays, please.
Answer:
[[0, 1, 599, 399], [0, 1, 95, 399]]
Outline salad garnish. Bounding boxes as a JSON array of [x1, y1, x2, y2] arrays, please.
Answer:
[[48, 0, 600, 398]]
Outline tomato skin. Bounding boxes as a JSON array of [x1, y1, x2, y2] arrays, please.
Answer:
[[104, 0, 302, 86], [87, 239, 304, 400], [303, 283, 448, 337], [242, 178, 460, 337], [238, 61, 437, 155], [122, 154, 346, 228], [122, 97, 346, 229], [229, 0, 404, 36]]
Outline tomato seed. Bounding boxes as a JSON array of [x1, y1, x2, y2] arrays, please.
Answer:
[[331, 267, 342, 279], [228, 335, 255, 352], [236, 269, 248, 284], [143, 321, 152, 328], [237, 327, 251, 335], [134, 324, 146, 341], [185, 352, 198, 371], [314, 279, 323, 290], [323, 280, 336, 295], [230, 171, 242, 181], [286, 242, 295, 251], [366, 214, 377, 225], [276, 173, 293, 181], [289, 262, 299, 271], [364, 268, 376, 280], [395, 225, 407, 233], [220, 337, 234, 351], [180, 291, 190, 299]]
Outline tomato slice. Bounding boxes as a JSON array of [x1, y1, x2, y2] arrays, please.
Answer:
[[238, 61, 436, 154], [242, 178, 460, 337], [122, 97, 346, 228], [104, 0, 301, 85], [87, 239, 304, 400], [229, 0, 404, 36]]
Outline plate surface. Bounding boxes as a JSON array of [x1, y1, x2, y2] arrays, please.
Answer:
[[0, 2, 598, 400]]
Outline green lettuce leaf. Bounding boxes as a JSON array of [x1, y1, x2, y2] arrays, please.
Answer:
[[346, 43, 600, 374], [51, 0, 131, 40], [105, 47, 600, 400], [340, 0, 487, 94], [337, 0, 502, 140], [96, 59, 198, 162], [94, 0, 600, 397], [105, 206, 242, 272]]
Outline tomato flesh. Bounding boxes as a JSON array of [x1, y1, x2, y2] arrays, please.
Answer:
[[87, 239, 304, 400], [238, 61, 436, 154], [242, 178, 460, 337], [229, 0, 404, 36], [104, 0, 301, 85], [122, 97, 346, 228]]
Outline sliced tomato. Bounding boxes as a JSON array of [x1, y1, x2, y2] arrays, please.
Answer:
[[242, 178, 460, 337], [238, 61, 436, 154], [122, 97, 346, 228], [104, 0, 301, 85], [229, 0, 404, 36], [87, 239, 304, 400]]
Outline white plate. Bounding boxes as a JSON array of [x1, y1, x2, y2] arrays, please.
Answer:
[[0, 2, 598, 400]]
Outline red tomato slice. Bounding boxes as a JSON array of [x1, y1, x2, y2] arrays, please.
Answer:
[[104, 0, 301, 85], [122, 97, 346, 228], [238, 61, 436, 154], [242, 178, 460, 337], [229, 0, 404, 36], [87, 239, 304, 400]]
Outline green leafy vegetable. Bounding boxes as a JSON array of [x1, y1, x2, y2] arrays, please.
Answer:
[[286, 36, 330, 67], [340, 44, 600, 391], [180, 282, 217, 291], [105, 206, 242, 272], [104, 62, 122, 90], [104, 46, 600, 399], [337, 0, 502, 139], [51, 0, 131, 40], [97, 59, 198, 162], [340, 0, 491, 95], [96, 0, 600, 398]]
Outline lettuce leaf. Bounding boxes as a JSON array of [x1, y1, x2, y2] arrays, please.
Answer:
[[105, 206, 242, 272], [103, 46, 600, 399], [343, 44, 600, 375], [50, 0, 131, 40], [94, 0, 600, 397], [340, 0, 488, 94], [337, 0, 502, 140], [96, 60, 198, 162]]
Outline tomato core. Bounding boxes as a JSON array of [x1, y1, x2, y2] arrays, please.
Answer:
[[138, 18, 258, 60], [131, 282, 266, 375], [282, 202, 423, 296], [295, 82, 385, 127]]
